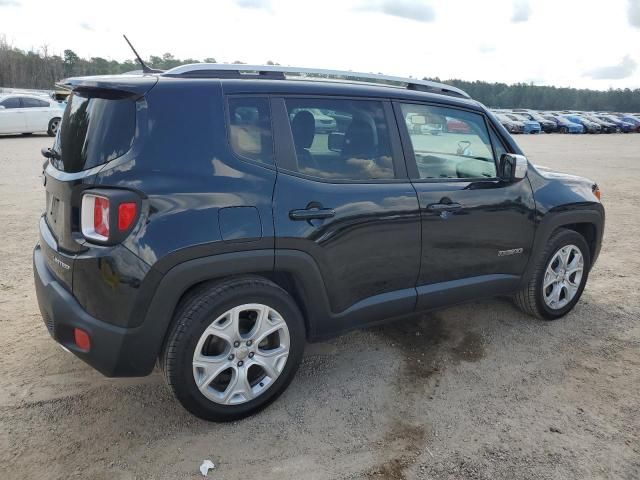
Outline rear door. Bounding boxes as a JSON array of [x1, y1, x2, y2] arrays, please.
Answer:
[[271, 96, 421, 335], [0, 96, 27, 133], [395, 101, 536, 309], [21, 96, 53, 131]]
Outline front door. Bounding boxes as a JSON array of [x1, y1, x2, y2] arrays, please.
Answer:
[[271, 96, 421, 336], [0, 96, 26, 133], [395, 101, 536, 309]]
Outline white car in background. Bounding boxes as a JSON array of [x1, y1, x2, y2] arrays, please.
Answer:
[[0, 94, 64, 136]]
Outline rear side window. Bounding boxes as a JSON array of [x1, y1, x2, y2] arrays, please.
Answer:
[[22, 97, 50, 108], [284, 98, 395, 180], [400, 103, 496, 180], [51, 92, 136, 173], [0, 97, 21, 109], [227, 97, 274, 165]]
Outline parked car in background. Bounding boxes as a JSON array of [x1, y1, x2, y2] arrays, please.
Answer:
[[0, 94, 63, 136], [512, 110, 556, 133], [595, 114, 634, 133], [406, 112, 444, 135], [616, 115, 640, 132], [506, 113, 541, 134], [583, 114, 617, 133], [564, 115, 601, 134], [543, 115, 583, 134], [494, 112, 524, 133], [445, 117, 471, 133]]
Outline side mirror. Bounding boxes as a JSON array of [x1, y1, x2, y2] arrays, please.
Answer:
[[328, 132, 345, 152], [499, 153, 528, 182]]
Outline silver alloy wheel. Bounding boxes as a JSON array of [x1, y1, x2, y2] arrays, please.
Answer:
[[542, 244, 584, 310], [50, 118, 60, 134], [192, 303, 290, 405]]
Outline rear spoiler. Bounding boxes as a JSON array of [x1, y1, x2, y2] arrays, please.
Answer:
[[61, 75, 158, 98]]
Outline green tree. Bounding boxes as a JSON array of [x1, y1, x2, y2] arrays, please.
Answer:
[[63, 49, 79, 76]]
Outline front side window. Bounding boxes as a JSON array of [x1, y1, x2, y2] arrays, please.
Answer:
[[285, 98, 395, 180], [227, 97, 274, 165], [0, 97, 21, 109], [400, 103, 496, 180]]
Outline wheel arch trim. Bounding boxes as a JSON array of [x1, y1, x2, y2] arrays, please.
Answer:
[[522, 207, 604, 288], [134, 249, 333, 374]]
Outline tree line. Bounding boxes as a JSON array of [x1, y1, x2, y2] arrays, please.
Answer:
[[1, 38, 638, 112], [439, 79, 640, 112]]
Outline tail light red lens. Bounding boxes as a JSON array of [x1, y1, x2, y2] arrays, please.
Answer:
[[94, 196, 110, 237], [118, 202, 137, 231], [81, 194, 110, 242], [81, 191, 139, 243]]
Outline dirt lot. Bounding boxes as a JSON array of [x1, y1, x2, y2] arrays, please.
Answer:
[[1, 133, 638, 480]]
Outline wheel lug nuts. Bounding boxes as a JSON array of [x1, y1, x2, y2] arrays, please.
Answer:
[[237, 361, 244, 367], [246, 340, 252, 347], [233, 341, 240, 348], [248, 352, 254, 358], [228, 354, 234, 361]]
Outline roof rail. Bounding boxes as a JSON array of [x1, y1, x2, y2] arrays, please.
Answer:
[[162, 64, 470, 99]]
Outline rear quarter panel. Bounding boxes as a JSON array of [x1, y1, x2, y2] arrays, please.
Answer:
[[92, 79, 277, 273]]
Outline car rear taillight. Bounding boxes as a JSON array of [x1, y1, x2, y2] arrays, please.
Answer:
[[81, 191, 140, 244], [118, 202, 137, 231], [82, 194, 110, 241]]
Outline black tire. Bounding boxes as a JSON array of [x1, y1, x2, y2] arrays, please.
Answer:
[[515, 229, 591, 320], [161, 276, 305, 421], [47, 117, 60, 137]]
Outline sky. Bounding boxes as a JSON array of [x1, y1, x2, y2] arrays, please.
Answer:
[[1, 0, 639, 90]]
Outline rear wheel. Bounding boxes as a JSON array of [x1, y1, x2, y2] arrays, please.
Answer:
[[161, 276, 305, 421], [560, 126, 568, 134], [515, 229, 591, 320], [47, 117, 60, 137]]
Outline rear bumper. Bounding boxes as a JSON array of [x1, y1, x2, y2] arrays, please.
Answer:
[[33, 244, 156, 377]]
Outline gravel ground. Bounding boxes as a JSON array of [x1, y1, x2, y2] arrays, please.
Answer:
[[0, 133, 638, 480]]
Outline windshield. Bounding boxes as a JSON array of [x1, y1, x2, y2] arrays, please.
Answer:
[[51, 92, 136, 173]]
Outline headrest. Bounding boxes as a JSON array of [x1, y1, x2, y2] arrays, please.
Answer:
[[291, 110, 315, 149]]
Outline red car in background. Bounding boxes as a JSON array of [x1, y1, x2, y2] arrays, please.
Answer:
[[446, 117, 471, 133]]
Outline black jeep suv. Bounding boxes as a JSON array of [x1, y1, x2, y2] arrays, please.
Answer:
[[34, 65, 604, 421]]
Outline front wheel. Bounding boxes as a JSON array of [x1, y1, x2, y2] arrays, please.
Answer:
[[515, 229, 591, 320], [47, 117, 61, 137], [161, 276, 305, 421]]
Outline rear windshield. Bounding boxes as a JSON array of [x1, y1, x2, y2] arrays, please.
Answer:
[[51, 92, 136, 172]]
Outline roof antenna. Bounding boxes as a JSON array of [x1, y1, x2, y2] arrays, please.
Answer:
[[123, 34, 164, 74]]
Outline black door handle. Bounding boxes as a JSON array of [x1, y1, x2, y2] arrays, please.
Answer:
[[427, 202, 462, 212], [289, 207, 336, 221]]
